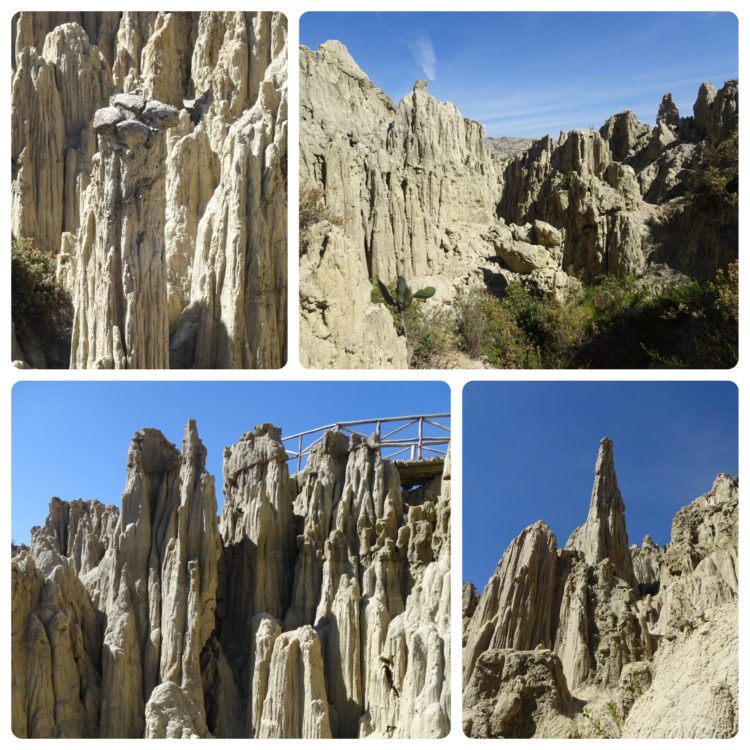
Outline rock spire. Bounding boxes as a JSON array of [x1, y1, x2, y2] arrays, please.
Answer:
[[13, 421, 451, 738], [463, 439, 738, 738], [566, 437, 636, 585]]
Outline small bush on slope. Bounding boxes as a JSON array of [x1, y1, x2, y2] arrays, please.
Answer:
[[299, 187, 343, 234], [11, 239, 73, 360], [373, 279, 449, 367], [454, 288, 540, 368], [403, 303, 454, 368]]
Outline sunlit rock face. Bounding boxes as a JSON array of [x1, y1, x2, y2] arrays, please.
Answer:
[[12, 422, 451, 738], [11, 12, 287, 370], [463, 439, 738, 739], [299, 39, 737, 367]]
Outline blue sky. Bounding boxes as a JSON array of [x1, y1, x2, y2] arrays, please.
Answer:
[[12, 381, 449, 544], [301, 12, 738, 138], [463, 382, 738, 588]]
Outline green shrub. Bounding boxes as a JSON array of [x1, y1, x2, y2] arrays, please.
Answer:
[[11, 239, 73, 352], [639, 261, 738, 368], [454, 288, 540, 368], [583, 274, 648, 332], [571, 265, 738, 368], [449, 266, 738, 369], [372, 276, 443, 366], [500, 282, 546, 343], [535, 300, 592, 368], [689, 132, 738, 224], [403, 303, 453, 368]]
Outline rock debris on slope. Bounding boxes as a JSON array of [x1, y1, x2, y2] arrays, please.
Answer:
[[463, 439, 738, 738], [12, 421, 450, 738], [299, 40, 737, 368], [11, 12, 287, 369]]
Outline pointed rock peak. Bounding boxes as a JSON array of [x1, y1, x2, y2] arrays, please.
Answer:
[[495, 520, 558, 578], [314, 429, 349, 456], [462, 581, 479, 619], [659, 92, 677, 110], [699, 81, 718, 99], [683, 472, 739, 511], [694, 81, 717, 117], [657, 92, 680, 130], [595, 435, 614, 470], [182, 419, 207, 470], [591, 437, 619, 515], [565, 438, 636, 586], [223, 422, 287, 479], [413, 79, 429, 92], [469, 519, 559, 657], [710, 472, 738, 496], [41, 21, 93, 61], [317, 39, 369, 80], [254, 422, 283, 442]]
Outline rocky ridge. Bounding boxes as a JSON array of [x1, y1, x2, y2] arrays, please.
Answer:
[[299, 40, 738, 368], [462, 438, 738, 738], [11, 12, 287, 369], [12, 421, 450, 738]]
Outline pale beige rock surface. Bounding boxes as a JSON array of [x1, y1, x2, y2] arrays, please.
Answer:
[[299, 41, 498, 368], [11, 12, 287, 369], [174, 13, 288, 368], [463, 438, 737, 738], [565, 437, 636, 586], [300, 222, 409, 368], [299, 39, 737, 367], [69, 94, 179, 369], [13, 421, 450, 738]]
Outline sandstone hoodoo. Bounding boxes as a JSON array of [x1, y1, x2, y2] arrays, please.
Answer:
[[463, 439, 738, 739], [11, 12, 288, 369], [12, 420, 451, 738], [299, 40, 737, 369]]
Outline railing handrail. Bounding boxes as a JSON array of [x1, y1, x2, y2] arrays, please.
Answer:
[[282, 413, 450, 441], [280, 414, 450, 473]]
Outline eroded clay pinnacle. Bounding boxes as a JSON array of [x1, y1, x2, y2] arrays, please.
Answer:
[[565, 437, 636, 585]]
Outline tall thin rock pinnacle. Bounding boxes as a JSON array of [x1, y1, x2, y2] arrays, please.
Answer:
[[565, 437, 635, 586]]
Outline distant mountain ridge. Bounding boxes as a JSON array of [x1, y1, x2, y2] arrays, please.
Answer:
[[485, 136, 534, 159]]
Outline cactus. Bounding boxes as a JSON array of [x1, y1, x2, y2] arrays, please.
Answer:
[[377, 275, 435, 313], [375, 275, 436, 338]]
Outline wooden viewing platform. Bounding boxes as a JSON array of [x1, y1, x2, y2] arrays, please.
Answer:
[[281, 414, 450, 476]]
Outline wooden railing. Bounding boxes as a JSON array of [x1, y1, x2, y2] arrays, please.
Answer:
[[281, 414, 450, 473]]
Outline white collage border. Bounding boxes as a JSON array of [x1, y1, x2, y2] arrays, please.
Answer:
[[1, 1, 746, 747]]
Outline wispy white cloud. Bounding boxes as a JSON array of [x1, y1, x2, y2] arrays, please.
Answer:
[[409, 34, 437, 81]]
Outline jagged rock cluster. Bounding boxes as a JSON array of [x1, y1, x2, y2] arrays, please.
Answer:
[[462, 438, 738, 739], [12, 422, 450, 738], [499, 81, 738, 281], [299, 40, 738, 368], [11, 12, 287, 369]]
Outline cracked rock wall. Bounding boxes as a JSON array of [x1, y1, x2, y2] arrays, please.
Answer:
[[11, 12, 287, 369], [12, 422, 450, 738]]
